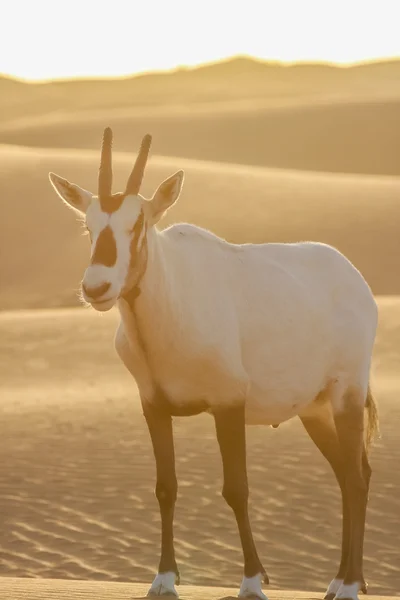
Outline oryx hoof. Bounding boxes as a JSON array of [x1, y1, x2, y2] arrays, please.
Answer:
[[147, 572, 179, 597]]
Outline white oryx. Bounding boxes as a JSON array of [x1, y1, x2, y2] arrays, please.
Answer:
[[49, 128, 379, 600]]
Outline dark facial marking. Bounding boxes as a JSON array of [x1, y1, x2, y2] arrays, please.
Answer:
[[122, 211, 147, 304], [100, 192, 125, 214], [129, 211, 145, 267], [91, 226, 117, 267]]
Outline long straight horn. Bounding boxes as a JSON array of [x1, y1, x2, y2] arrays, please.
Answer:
[[98, 127, 113, 198], [125, 134, 152, 195]]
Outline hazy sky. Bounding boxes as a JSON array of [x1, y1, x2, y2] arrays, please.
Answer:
[[1, 0, 399, 81]]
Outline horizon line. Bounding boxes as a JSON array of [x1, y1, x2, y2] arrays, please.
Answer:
[[1, 53, 400, 85]]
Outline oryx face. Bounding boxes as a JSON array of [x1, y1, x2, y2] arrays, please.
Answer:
[[49, 129, 184, 312]]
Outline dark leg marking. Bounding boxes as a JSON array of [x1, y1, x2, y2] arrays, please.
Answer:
[[300, 414, 350, 599], [143, 401, 180, 582], [145, 386, 209, 417], [334, 394, 370, 595], [213, 403, 268, 582]]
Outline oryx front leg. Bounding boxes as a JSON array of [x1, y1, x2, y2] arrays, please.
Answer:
[[214, 403, 268, 600], [143, 402, 180, 597]]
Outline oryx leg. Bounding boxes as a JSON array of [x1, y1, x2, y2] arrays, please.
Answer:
[[213, 403, 268, 600], [300, 404, 350, 600], [115, 326, 180, 596], [332, 388, 371, 600], [144, 401, 180, 597]]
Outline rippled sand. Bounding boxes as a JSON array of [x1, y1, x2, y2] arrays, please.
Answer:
[[0, 579, 398, 600], [1, 303, 399, 594]]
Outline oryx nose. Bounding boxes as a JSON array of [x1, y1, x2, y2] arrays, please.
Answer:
[[82, 282, 111, 300]]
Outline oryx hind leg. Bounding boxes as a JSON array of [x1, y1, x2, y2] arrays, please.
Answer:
[[300, 378, 371, 600], [331, 385, 371, 600], [300, 386, 350, 600]]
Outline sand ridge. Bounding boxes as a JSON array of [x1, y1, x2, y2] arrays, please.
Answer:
[[1, 96, 400, 177], [1, 143, 400, 311]]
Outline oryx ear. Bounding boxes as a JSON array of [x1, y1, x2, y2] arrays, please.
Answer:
[[49, 172, 93, 215], [147, 170, 184, 225]]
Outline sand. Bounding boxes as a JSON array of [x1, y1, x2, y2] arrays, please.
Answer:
[[1, 57, 399, 597], [0, 579, 398, 600], [0, 301, 399, 595]]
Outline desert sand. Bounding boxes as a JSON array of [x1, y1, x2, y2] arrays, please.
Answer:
[[1, 58, 399, 597], [0, 580, 398, 600], [1, 301, 400, 595]]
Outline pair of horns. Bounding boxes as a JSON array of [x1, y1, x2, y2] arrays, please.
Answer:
[[98, 127, 152, 198]]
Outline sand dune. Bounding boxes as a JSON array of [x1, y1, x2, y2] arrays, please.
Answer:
[[2, 58, 400, 177], [1, 57, 399, 595], [0, 298, 399, 593], [2, 56, 400, 311], [1, 143, 400, 310], [2, 55, 400, 122], [1, 96, 400, 176]]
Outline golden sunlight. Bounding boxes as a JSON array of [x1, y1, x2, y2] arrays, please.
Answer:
[[1, 0, 399, 81]]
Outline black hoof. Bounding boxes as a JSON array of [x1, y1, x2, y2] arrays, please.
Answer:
[[361, 582, 368, 594], [175, 572, 180, 586], [324, 594, 336, 600]]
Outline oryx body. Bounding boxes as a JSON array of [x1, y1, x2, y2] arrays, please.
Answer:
[[49, 129, 379, 600]]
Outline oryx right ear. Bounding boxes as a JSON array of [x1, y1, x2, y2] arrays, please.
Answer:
[[49, 173, 93, 215], [147, 170, 184, 225]]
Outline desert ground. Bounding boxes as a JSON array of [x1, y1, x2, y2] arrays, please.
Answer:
[[0, 58, 399, 596]]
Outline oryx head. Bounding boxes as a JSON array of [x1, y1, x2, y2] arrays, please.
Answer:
[[49, 128, 184, 311]]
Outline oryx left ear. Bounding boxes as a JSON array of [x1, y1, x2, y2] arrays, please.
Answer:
[[147, 170, 184, 225], [49, 172, 93, 215]]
